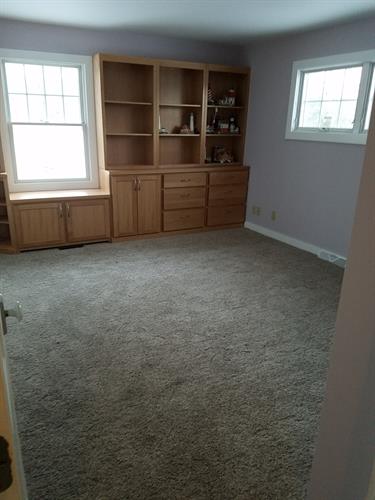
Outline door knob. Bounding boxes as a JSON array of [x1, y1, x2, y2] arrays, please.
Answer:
[[5, 302, 22, 322], [0, 295, 22, 335]]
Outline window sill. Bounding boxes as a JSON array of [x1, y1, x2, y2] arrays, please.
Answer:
[[10, 188, 110, 204], [285, 129, 367, 145]]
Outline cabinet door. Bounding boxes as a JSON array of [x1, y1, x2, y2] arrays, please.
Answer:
[[137, 175, 161, 235], [14, 202, 66, 249], [111, 176, 138, 237], [65, 199, 110, 243]]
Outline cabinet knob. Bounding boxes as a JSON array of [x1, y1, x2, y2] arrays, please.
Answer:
[[59, 203, 63, 218], [66, 202, 70, 218]]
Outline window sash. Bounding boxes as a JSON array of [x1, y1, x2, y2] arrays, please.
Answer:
[[295, 64, 363, 132], [8, 123, 90, 183]]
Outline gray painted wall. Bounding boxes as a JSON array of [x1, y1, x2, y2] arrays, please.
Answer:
[[0, 18, 244, 65], [244, 17, 375, 257]]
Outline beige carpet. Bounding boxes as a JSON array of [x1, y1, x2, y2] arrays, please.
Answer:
[[0, 229, 343, 499]]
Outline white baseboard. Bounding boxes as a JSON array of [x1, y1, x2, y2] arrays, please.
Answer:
[[244, 221, 346, 268]]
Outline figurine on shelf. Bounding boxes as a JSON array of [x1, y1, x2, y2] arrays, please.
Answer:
[[212, 146, 234, 164], [218, 88, 237, 106], [189, 112, 195, 133], [207, 84, 215, 105], [227, 89, 236, 106], [229, 116, 236, 134], [218, 120, 229, 134], [180, 124, 191, 134], [159, 127, 169, 134]]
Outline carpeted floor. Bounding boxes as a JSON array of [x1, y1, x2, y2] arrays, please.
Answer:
[[0, 229, 343, 500]]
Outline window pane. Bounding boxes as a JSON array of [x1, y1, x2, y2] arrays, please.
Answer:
[[320, 101, 340, 128], [300, 101, 321, 127], [24, 64, 44, 94], [342, 68, 362, 100], [62, 67, 80, 96], [46, 96, 64, 122], [323, 69, 345, 100], [303, 71, 324, 101], [8, 94, 28, 121], [4, 63, 26, 93], [63, 96, 82, 123], [299, 65, 362, 130], [43, 65, 62, 95], [338, 101, 357, 129], [27, 95, 46, 122], [364, 67, 375, 131], [13, 124, 87, 180]]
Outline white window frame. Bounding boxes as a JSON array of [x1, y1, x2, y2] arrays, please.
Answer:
[[285, 49, 375, 145], [0, 49, 98, 192]]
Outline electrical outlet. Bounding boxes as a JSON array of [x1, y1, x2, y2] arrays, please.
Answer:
[[252, 205, 257, 215], [271, 210, 277, 221]]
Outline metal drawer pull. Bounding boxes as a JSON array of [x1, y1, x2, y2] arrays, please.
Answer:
[[180, 194, 191, 198], [66, 203, 70, 218], [133, 178, 137, 191], [180, 179, 191, 183], [137, 178, 141, 191], [59, 203, 63, 218]]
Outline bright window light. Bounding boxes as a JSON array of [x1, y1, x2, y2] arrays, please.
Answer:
[[298, 67, 362, 130], [364, 67, 375, 131]]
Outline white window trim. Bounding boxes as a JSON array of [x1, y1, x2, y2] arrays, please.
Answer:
[[0, 48, 98, 192], [285, 49, 375, 146]]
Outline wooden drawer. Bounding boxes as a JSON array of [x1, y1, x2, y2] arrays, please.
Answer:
[[209, 171, 248, 186], [164, 187, 206, 210], [207, 205, 245, 226], [164, 172, 206, 188], [208, 184, 247, 206], [163, 208, 205, 231]]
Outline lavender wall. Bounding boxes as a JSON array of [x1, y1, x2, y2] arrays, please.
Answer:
[[0, 18, 244, 65], [244, 17, 375, 257]]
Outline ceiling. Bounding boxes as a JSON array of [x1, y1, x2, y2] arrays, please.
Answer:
[[0, 0, 374, 43]]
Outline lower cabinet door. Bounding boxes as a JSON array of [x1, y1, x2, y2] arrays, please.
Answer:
[[111, 176, 138, 237], [137, 175, 161, 235], [207, 205, 245, 226], [14, 202, 66, 249], [65, 199, 110, 243]]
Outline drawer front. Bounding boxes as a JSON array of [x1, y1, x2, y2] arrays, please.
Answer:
[[164, 187, 206, 210], [208, 185, 247, 207], [209, 171, 248, 186], [164, 172, 206, 188], [163, 208, 205, 231], [207, 205, 245, 226]]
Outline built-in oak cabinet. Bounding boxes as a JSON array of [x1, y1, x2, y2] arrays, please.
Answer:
[[13, 198, 110, 250]]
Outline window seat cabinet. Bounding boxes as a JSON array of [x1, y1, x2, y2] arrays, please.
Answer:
[[12, 198, 110, 250]]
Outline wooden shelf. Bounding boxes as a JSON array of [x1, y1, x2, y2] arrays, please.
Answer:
[[206, 134, 242, 137], [160, 103, 201, 108], [0, 218, 9, 225], [160, 134, 200, 137], [105, 100, 152, 106], [0, 202, 6, 206], [207, 105, 244, 109], [106, 133, 153, 137], [0, 240, 16, 253], [205, 162, 243, 167]]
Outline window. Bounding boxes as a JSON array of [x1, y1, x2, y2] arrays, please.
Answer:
[[0, 50, 98, 191], [286, 50, 375, 145]]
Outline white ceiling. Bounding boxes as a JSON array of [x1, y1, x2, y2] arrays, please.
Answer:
[[0, 0, 374, 43]]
